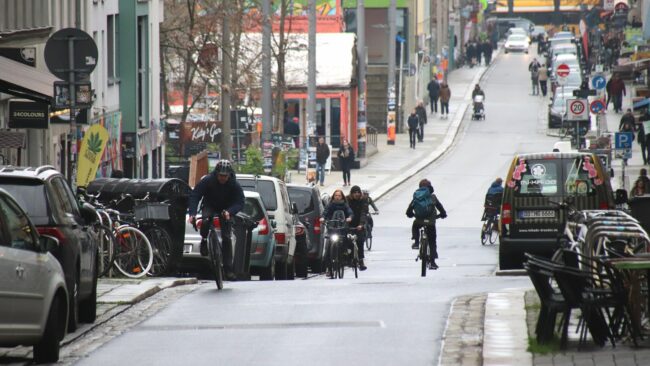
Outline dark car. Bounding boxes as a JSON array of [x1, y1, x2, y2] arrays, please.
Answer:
[[0, 165, 98, 332], [287, 184, 325, 273]]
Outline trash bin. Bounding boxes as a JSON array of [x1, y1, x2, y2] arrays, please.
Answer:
[[86, 178, 192, 274], [629, 196, 650, 235], [231, 212, 257, 280]]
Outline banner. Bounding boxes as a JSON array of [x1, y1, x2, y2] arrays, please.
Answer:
[[77, 124, 109, 188]]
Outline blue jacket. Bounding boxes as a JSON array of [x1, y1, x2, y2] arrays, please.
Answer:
[[188, 172, 245, 216], [487, 181, 504, 196], [323, 200, 353, 221]]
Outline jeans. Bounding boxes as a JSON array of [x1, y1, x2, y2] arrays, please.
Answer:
[[441, 101, 449, 115], [412, 221, 438, 259], [352, 228, 366, 260], [200, 207, 233, 272], [409, 128, 418, 147], [540, 80, 548, 96], [418, 124, 424, 141], [430, 95, 439, 113], [342, 166, 351, 184], [531, 78, 539, 95], [613, 94, 623, 112], [316, 163, 326, 184]]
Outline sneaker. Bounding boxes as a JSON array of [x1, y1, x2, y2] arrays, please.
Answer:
[[411, 243, 419, 250], [359, 260, 367, 271], [430, 260, 439, 270], [199, 239, 208, 256]]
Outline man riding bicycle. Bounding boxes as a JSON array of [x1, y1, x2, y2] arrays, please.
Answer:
[[188, 160, 245, 281], [406, 179, 447, 269], [347, 185, 369, 271], [482, 177, 503, 220]]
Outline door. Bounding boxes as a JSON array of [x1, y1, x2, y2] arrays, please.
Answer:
[[0, 195, 45, 333], [330, 98, 341, 148]]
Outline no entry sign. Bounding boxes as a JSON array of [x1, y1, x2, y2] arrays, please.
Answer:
[[556, 63, 570, 78]]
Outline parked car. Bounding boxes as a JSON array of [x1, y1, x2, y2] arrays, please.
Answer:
[[0, 188, 69, 363], [287, 184, 326, 273], [548, 90, 576, 128], [242, 191, 277, 280], [0, 165, 98, 332], [237, 174, 297, 280], [498, 152, 614, 270], [292, 218, 310, 278], [504, 34, 530, 53]]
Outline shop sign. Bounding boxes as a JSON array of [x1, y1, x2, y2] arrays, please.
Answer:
[[8, 100, 48, 129], [180, 121, 223, 143]]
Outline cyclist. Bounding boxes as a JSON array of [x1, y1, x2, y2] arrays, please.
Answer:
[[362, 189, 379, 231], [187, 160, 245, 281], [321, 189, 353, 277], [406, 179, 447, 269], [347, 185, 369, 270], [482, 177, 503, 220]]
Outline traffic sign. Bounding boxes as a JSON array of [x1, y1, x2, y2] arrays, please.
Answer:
[[566, 99, 588, 120], [556, 63, 570, 78], [615, 132, 634, 149], [44, 28, 98, 81], [589, 100, 606, 114], [591, 75, 606, 90]]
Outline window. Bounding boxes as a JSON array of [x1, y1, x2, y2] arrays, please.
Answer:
[[50, 177, 79, 217], [513, 159, 560, 196], [0, 178, 49, 226], [239, 180, 278, 211], [242, 198, 264, 221], [107, 14, 120, 82], [0, 196, 37, 251], [564, 157, 598, 196], [287, 189, 314, 214]]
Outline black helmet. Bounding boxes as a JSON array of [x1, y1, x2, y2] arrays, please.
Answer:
[[214, 159, 233, 175]]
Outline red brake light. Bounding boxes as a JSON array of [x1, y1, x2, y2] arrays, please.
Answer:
[[275, 232, 286, 244], [37, 227, 66, 243], [502, 203, 512, 225], [599, 201, 609, 209], [313, 216, 321, 234], [258, 217, 269, 235]]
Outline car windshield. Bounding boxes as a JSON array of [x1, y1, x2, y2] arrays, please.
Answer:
[[287, 188, 315, 214], [242, 197, 265, 221], [511, 156, 600, 197], [509, 35, 527, 42], [0, 178, 49, 225], [550, 38, 572, 47], [553, 96, 567, 109], [238, 179, 278, 211]]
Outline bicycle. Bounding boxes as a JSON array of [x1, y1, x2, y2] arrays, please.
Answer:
[[364, 211, 379, 251], [77, 190, 119, 278], [104, 208, 155, 278], [191, 213, 226, 289], [481, 209, 499, 245], [415, 216, 440, 277]]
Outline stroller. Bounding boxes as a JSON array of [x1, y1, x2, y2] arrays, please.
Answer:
[[471, 94, 485, 120]]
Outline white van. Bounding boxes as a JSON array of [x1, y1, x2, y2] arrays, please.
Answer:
[[237, 174, 297, 280]]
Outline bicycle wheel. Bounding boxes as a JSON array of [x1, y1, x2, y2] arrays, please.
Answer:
[[420, 236, 428, 277], [489, 220, 499, 244], [143, 226, 174, 277], [353, 246, 359, 279], [113, 226, 153, 278], [207, 230, 224, 290], [480, 222, 489, 245], [365, 227, 372, 251], [330, 242, 339, 279], [95, 224, 117, 278], [337, 244, 345, 279]]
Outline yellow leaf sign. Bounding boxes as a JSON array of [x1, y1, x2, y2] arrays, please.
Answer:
[[77, 124, 109, 188]]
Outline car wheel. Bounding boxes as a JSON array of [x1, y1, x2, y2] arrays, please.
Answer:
[[33, 295, 64, 364], [67, 273, 79, 332], [260, 255, 275, 281], [274, 260, 288, 280], [79, 257, 98, 323]]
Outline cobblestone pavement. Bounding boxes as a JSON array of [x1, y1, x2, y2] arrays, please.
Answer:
[[439, 294, 486, 366]]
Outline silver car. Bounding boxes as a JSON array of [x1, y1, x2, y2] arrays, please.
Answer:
[[0, 188, 68, 364]]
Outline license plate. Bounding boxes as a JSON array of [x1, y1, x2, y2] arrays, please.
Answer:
[[518, 210, 555, 219], [183, 244, 193, 254]]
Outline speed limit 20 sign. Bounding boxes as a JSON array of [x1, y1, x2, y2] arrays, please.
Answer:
[[566, 98, 589, 120]]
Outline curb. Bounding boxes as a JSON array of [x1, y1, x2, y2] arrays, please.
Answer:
[[98, 277, 198, 305]]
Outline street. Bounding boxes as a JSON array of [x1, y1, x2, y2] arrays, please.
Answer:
[[55, 49, 555, 366]]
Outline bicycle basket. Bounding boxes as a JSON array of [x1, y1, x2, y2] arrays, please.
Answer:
[[134, 202, 171, 221]]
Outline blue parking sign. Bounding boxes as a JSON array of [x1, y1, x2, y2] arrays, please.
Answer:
[[615, 132, 634, 149], [591, 75, 606, 90]]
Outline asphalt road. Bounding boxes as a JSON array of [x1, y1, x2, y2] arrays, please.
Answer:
[[75, 49, 554, 366]]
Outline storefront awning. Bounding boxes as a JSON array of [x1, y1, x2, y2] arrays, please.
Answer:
[[0, 56, 60, 104]]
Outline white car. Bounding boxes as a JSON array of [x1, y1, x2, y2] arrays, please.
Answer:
[[505, 34, 530, 53], [507, 27, 531, 43]]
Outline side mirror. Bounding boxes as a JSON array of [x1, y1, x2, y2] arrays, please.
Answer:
[[270, 220, 277, 229], [80, 202, 98, 225], [39, 235, 60, 253], [291, 202, 299, 215]]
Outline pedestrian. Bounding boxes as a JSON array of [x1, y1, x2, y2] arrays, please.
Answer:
[[337, 138, 355, 186], [608, 74, 626, 113], [483, 41, 493, 65], [476, 41, 483, 66], [538, 63, 548, 97], [630, 178, 647, 198], [638, 168, 650, 192], [638, 110, 650, 165], [619, 109, 636, 136], [466, 42, 476, 68], [316, 137, 330, 187], [528, 58, 541, 95], [439, 82, 451, 119], [416, 101, 427, 142], [407, 109, 419, 148], [427, 77, 440, 114], [284, 116, 300, 148]]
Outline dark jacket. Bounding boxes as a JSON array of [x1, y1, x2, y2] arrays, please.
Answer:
[[416, 106, 427, 126], [439, 85, 451, 103], [427, 79, 440, 97], [472, 88, 485, 100], [407, 114, 419, 130], [609, 78, 626, 96], [346, 195, 369, 228], [316, 142, 330, 165], [619, 113, 636, 136], [487, 181, 504, 196], [405, 191, 447, 221], [188, 172, 245, 216], [337, 145, 355, 169], [284, 121, 300, 136], [323, 200, 353, 221]]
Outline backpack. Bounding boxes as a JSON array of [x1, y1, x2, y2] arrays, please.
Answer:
[[412, 188, 435, 219]]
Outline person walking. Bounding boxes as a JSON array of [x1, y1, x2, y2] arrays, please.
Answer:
[[407, 109, 419, 148], [483, 40, 493, 65], [337, 138, 355, 186], [538, 63, 548, 97], [316, 137, 330, 187], [439, 83, 451, 119], [466, 42, 476, 68], [416, 101, 427, 142], [528, 58, 541, 95], [637, 168, 650, 192], [638, 110, 650, 165], [427, 77, 440, 114], [608, 74, 626, 113]]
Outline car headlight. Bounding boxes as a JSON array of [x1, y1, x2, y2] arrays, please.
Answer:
[[330, 234, 339, 242]]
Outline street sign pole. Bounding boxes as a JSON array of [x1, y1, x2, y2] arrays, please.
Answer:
[[68, 38, 78, 191]]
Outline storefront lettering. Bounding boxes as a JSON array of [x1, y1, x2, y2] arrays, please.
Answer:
[[190, 124, 222, 143]]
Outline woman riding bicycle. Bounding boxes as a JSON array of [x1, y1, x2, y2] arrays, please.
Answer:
[[482, 177, 503, 220], [320, 189, 353, 276]]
